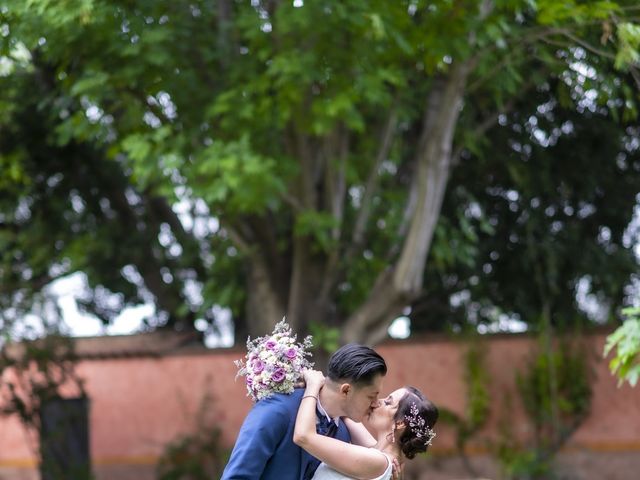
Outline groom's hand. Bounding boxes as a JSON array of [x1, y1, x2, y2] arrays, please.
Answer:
[[294, 377, 306, 389]]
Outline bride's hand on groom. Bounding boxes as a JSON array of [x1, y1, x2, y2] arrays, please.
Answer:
[[302, 369, 325, 393], [391, 457, 403, 480]]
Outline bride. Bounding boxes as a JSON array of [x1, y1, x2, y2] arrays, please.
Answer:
[[294, 370, 438, 480]]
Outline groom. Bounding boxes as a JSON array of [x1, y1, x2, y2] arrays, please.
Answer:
[[221, 343, 387, 480]]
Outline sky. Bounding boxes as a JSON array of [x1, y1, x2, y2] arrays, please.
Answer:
[[42, 272, 410, 347], [40, 271, 411, 346]]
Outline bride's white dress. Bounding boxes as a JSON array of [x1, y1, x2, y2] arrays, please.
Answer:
[[311, 452, 392, 480]]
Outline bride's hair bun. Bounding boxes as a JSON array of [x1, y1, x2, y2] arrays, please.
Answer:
[[394, 386, 438, 459], [399, 435, 429, 459]]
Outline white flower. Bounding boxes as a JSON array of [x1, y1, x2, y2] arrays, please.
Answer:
[[235, 320, 314, 402]]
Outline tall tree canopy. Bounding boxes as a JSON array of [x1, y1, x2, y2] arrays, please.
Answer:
[[1, 1, 639, 345]]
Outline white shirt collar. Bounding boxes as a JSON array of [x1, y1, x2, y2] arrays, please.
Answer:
[[316, 396, 340, 426]]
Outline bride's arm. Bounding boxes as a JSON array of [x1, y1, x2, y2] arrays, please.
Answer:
[[343, 418, 376, 447], [344, 419, 401, 480], [293, 370, 387, 480]]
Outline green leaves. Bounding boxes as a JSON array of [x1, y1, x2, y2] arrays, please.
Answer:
[[191, 136, 285, 214], [121, 133, 152, 163], [308, 322, 340, 356], [615, 22, 640, 70], [0, 151, 27, 188], [516, 338, 592, 437], [293, 210, 339, 253], [604, 307, 640, 387], [535, 0, 620, 25], [69, 72, 110, 97]]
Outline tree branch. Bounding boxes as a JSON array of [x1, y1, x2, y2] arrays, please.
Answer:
[[385, 177, 418, 262], [0, 221, 20, 232], [144, 194, 207, 278], [317, 126, 350, 309], [559, 30, 617, 60], [216, 0, 235, 69], [630, 66, 640, 91], [451, 91, 527, 167], [292, 121, 318, 209], [344, 108, 398, 265], [324, 125, 348, 239], [222, 221, 253, 255]]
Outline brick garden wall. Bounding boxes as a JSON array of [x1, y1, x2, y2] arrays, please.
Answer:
[[1, 330, 638, 480]]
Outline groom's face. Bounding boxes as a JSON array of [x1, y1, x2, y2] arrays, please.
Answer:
[[342, 374, 384, 422]]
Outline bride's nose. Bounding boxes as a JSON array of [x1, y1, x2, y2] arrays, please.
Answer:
[[371, 399, 382, 409]]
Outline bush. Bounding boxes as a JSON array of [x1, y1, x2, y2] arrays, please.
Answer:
[[156, 392, 228, 480]]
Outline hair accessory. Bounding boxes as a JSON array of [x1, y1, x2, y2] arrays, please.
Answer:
[[406, 403, 436, 446]]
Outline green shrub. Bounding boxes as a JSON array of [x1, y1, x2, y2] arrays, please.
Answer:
[[156, 393, 228, 480]]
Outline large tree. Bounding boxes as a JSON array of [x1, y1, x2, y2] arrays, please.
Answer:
[[1, 1, 639, 344]]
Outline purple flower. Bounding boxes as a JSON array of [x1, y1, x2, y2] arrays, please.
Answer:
[[285, 347, 297, 359], [271, 368, 286, 383], [236, 320, 314, 402], [251, 359, 265, 373]]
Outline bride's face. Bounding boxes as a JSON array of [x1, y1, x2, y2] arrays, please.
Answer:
[[362, 388, 407, 435]]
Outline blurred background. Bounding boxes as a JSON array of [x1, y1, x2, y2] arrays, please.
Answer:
[[1, 1, 640, 479]]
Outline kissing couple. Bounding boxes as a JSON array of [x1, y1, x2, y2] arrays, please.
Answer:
[[221, 343, 438, 480]]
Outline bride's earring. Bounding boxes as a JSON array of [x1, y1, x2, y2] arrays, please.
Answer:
[[391, 428, 396, 443]]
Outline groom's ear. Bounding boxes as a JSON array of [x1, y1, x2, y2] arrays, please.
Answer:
[[339, 383, 351, 397]]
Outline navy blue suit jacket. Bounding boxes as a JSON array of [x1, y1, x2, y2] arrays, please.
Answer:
[[221, 388, 351, 480]]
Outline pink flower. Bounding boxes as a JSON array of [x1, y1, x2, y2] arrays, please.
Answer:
[[285, 347, 297, 359], [251, 359, 265, 373], [271, 368, 286, 383], [235, 319, 314, 402]]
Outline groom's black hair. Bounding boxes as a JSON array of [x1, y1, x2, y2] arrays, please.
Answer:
[[327, 343, 387, 386]]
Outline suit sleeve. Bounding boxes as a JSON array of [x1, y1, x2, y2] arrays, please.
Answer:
[[221, 398, 290, 479]]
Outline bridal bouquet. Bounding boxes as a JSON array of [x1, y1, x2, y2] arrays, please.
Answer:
[[235, 319, 314, 402]]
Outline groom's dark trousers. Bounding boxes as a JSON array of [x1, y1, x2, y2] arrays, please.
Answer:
[[220, 388, 351, 480]]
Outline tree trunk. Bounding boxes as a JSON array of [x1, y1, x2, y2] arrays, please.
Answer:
[[342, 62, 472, 345], [244, 256, 287, 337], [239, 62, 473, 346], [286, 237, 333, 336]]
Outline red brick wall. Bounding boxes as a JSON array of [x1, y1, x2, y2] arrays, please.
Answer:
[[1, 331, 638, 480], [379, 333, 640, 452]]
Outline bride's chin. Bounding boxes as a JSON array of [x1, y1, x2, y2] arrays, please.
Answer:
[[361, 417, 376, 435]]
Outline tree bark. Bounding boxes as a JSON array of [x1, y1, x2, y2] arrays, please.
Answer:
[[286, 237, 331, 335], [245, 254, 287, 336]]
